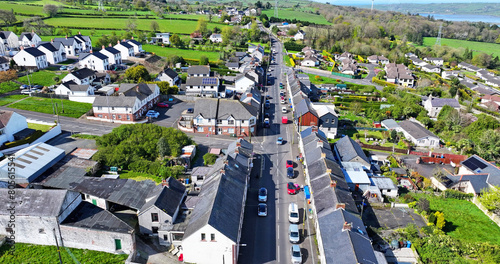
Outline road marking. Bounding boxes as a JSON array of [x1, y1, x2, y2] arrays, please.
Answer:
[[277, 245, 280, 263]]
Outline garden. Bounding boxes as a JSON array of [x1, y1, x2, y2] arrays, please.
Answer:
[[18, 70, 67, 87]]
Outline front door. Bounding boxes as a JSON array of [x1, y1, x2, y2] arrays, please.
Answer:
[[217, 128, 222, 135]]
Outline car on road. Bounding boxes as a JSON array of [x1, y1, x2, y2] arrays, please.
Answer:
[[258, 203, 267, 217], [282, 107, 287, 113], [276, 137, 283, 145], [289, 224, 300, 243], [263, 118, 270, 128], [281, 99, 286, 104], [258, 188, 267, 202], [286, 160, 293, 168], [187, 108, 194, 113], [287, 182, 300, 195], [146, 110, 160, 118], [67, 65, 75, 70], [287, 167, 294, 178], [289, 203, 300, 223], [157, 102, 169, 108], [59, 66, 67, 70], [20, 89, 33, 95], [264, 112, 270, 119], [291, 245, 302, 264]]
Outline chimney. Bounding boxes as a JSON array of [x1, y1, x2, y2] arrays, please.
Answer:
[[32, 29, 34, 33], [224, 160, 229, 165], [321, 152, 326, 158], [220, 169, 225, 174], [31, 44, 35, 47], [20, 46, 24, 50], [330, 180, 337, 188], [161, 179, 169, 188], [78, 31, 81, 35], [102, 45, 105, 50], [234, 149, 239, 154], [336, 203, 346, 210], [123, 39, 126, 42], [65, 35, 68, 39], [109, 43, 112, 47], [131, 36, 134, 39], [236, 142, 241, 147], [247, 93, 252, 98], [50, 38, 53, 43], [326, 169, 332, 174], [311, 126, 318, 132], [342, 222, 352, 231], [117, 40, 120, 45], [89, 50, 92, 53]]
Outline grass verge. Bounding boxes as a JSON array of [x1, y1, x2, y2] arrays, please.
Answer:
[[8, 97, 92, 118], [71, 133, 101, 140], [0, 95, 28, 106], [0, 81, 19, 94]]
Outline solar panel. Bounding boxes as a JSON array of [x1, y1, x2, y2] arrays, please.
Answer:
[[470, 156, 488, 169], [202, 78, 217, 85], [462, 159, 478, 171]]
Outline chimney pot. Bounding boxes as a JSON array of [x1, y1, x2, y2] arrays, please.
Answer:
[[65, 35, 68, 39], [78, 31, 81, 35], [117, 40, 120, 44], [90, 50, 92, 53], [220, 169, 225, 174], [161, 179, 169, 187], [123, 39, 126, 42], [31, 44, 35, 47], [342, 222, 352, 231], [131, 36, 134, 39], [50, 38, 53, 43], [236, 142, 241, 147], [336, 203, 346, 210], [109, 43, 112, 47], [330, 180, 336, 188], [102, 45, 105, 50], [32, 29, 34, 33]]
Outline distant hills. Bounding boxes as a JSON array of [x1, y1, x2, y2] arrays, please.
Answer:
[[355, 3, 500, 17]]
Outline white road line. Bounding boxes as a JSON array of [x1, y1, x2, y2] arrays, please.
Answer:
[[277, 245, 280, 263]]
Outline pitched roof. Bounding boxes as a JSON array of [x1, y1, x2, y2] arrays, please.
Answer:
[[427, 97, 460, 108], [399, 120, 439, 139], [139, 177, 186, 217], [381, 119, 400, 129], [119, 83, 157, 100], [69, 68, 96, 80], [0, 31, 15, 40], [188, 65, 210, 75], [92, 52, 108, 60], [447, 174, 490, 194], [162, 68, 178, 79], [295, 98, 317, 119], [185, 77, 219, 86], [23, 47, 45, 57], [334, 136, 370, 164], [116, 41, 133, 49], [103, 46, 120, 54], [0, 110, 14, 129], [0, 189, 74, 217], [126, 39, 141, 46], [93, 95, 138, 107], [20, 32, 35, 41], [61, 81, 91, 92], [460, 154, 500, 187], [0, 56, 9, 64], [62, 202, 134, 233], [53, 37, 77, 46], [217, 99, 258, 120], [194, 98, 219, 119], [38, 42, 58, 52]]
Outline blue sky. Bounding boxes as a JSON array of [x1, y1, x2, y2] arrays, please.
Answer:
[[317, 0, 500, 5]]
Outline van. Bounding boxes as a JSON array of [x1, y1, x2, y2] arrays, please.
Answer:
[[289, 224, 300, 243], [288, 203, 299, 223]]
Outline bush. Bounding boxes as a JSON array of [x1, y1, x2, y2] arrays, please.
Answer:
[[428, 212, 437, 225], [444, 189, 473, 200], [403, 193, 415, 203], [203, 153, 218, 165], [417, 198, 431, 213], [372, 77, 397, 87]]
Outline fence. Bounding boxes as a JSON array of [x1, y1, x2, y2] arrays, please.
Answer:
[[31, 93, 69, 100], [358, 142, 410, 154]]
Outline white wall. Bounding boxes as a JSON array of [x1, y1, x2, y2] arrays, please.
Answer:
[[182, 225, 235, 264], [68, 95, 96, 104], [60, 225, 135, 254], [0, 112, 28, 145]]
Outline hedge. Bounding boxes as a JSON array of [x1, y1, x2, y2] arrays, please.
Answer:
[[472, 105, 500, 117], [372, 77, 397, 87]]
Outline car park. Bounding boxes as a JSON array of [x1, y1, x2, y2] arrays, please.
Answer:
[[289, 224, 300, 243], [19, 84, 30, 89], [287, 167, 294, 178], [67, 65, 75, 70], [258, 203, 267, 217], [286, 160, 293, 168], [289, 203, 299, 223], [157, 102, 169, 108], [258, 188, 267, 202], [287, 182, 300, 195], [276, 137, 283, 145], [291, 245, 302, 264], [146, 110, 160, 118]]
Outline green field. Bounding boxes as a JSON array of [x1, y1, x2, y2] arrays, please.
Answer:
[[143, 44, 221, 62], [0, 2, 44, 15], [0, 243, 128, 263], [0, 95, 27, 106], [262, 9, 331, 25], [8, 97, 92, 118], [18, 70, 67, 87], [0, 81, 20, 94], [421, 37, 500, 58]]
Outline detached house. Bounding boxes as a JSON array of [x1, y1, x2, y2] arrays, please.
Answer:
[[445, 155, 500, 196], [423, 95, 460, 118], [19, 31, 41, 47], [424, 57, 444, 66], [302, 55, 319, 67], [480, 94, 500, 111], [458, 62, 481, 72], [188, 65, 210, 77], [294, 30, 305, 40], [13, 46, 48, 69], [38, 41, 66, 64], [385, 63, 414, 87], [62, 68, 106, 86], [99, 46, 122, 66], [73, 33, 92, 53], [79, 51, 109, 72], [183, 77, 220, 97], [421, 64, 441, 74], [0, 31, 19, 53], [157, 68, 180, 86], [55, 81, 94, 101], [0, 110, 28, 146], [399, 120, 440, 148], [209, 34, 223, 43], [152, 33, 170, 45], [53, 36, 82, 56], [114, 41, 134, 60]]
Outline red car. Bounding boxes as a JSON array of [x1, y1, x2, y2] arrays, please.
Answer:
[[157, 102, 169, 108], [286, 160, 293, 168], [287, 182, 300, 195]]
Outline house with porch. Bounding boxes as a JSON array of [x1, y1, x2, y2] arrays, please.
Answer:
[[183, 77, 221, 97], [152, 33, 170, 44]]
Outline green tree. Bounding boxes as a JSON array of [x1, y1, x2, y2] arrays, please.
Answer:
[[195, 17, 208, 35], [0, 10, 17, 25], [43, 4, 59, 17], [203, 153, 218, 165], [162, 165, 185, 179], [199, 55, 209, 65], [150, 21, 159, 32], [125, 65, 150, 82], [476, 129, 500, 162], [157, 137, 169, 158], [350, 101, 363, 115], [170, 34, 182, 47], [471, 52, 492, 68], [478, 186, 500, 215], [221, 26, 233, 44], [435, 211, 446, 230]]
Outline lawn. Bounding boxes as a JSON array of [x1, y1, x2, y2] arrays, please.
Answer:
[[119, 170, 162, 184], [262, 9, 331, 25], [18, 70, 67, 87], [412, 193, 500, 246], [28, 122, 55, 132], [143, 44, 221, 62], [0, 243, 128, 263], [0, 81, 19, 94], [0, 95, 27, 106], [421, 37, 500, 58], [8, 97, 92, 118]]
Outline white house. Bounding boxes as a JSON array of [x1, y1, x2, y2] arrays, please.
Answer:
[[114, 41, 134, 60], [183, 77, 220, 97], [423, 95, 460, 118], [421, 64, 441, 74], [73, 33, 92, 53], [157, 68, 179, 86], [13, 47, 48, 69], [126, 38, 143, 54], [99, 46, 122, 66], [37, 41, 66, 64], [153, 33, 170, 44], [79, 52, 109, 72], [0, 56, 9, 72], [19, 31, 41, 47], [53, 36, 81, 56], [55, 81, 94, 96], [233, 73, 256, 93], [442, 70, 461, 80], [294, 30, 305, 41], [0, 31, 19, 52], [209, 34, 223, 43], [187, 65, 210, 77], [424, 57, 444, 66], [399, 120, 440, 148], [62, 68, 97, 85], [367, 55, 389, 65], [0, 110, 28, 146], [302, 56, 318, 67]]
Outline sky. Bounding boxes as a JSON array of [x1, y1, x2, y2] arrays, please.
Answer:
[[315, 0, 500, 5]]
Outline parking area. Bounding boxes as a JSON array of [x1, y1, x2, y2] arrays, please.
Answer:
[[150, 100, 194, 128]]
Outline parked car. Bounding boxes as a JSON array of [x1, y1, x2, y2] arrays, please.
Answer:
[[157, 102, 169, 108], [19, 84, 30, 89], [282, 107, 287, 113], [264, 113, 270, 119], [276, 137, 284, 145], [291, 245, 302, 264], [67, 65, 74, 70], [287, 167, 294, 179], [187, 108, 194, 113], [289, 224, 300, 243], [146, 110, 160, 118], [258, 203, 267, 217], [263, 118, 270, 128], [287, 182, 300, 195], [20, 89, 33, 95], [59, 66, 67, 70], [258, 188, 267, 202], [286, 160, 293, 168], [289, 203, 300, 223], [33, 85, 43, 89]]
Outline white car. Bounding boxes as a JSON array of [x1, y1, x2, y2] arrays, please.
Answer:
[[281, 99, 286, 104], [282, 107, 287, 113], [258, 188, 267, 202], [146, 110, 160, 118], [291, 245, 302, 264], [289, 224, 300, 244]]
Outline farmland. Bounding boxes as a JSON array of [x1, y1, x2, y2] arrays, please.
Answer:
[[262, 9, 331, 25], [421, 37, 500, 58]]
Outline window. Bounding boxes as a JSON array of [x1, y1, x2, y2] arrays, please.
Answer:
[[111, 107, 115, 110], [163, 235, 169, 241], [98, 114, 103, 118], [242, 120, 245, 124], [197, 176, 204, 181], [228, 120, 235, 125], [326, 119, 329, 123], [39, 228, 45, 234], [97, 106, 102, 110], [241, 128, 245, 133], [211, 234, 216, 241], [172, 233, 184, 241], [115, 239, 122, 250], [197, 127, 204, 132], [217, 119, 222, 124], [201, 233, 206, 241], [250, 119, 255, 125], [112, 114, 116, 119], [228, 128, 234, 133], [118, 115, 121, 119], [127, 115, 130, 120], [152, 227, 158, 233], [151, 213, 159, 222]]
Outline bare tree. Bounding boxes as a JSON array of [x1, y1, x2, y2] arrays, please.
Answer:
[[0, 10, 16, 25], [150, 21, 160, 32], [43, 4, 59, 17]]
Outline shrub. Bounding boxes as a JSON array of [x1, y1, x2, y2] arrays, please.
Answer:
[[404, 193, 415, 203], [428, 212, 437, 225], [417, 198, 431, 213], [444, 189, 473, 200], [203, 153, 218, 165]]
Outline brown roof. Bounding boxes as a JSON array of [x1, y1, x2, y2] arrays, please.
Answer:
[[0, 110, 14, 129]]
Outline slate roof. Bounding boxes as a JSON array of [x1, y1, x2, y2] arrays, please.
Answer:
[[334, 136, 370, 164], [460, 154, 500, 187], [217, 99, 258, 120], [185, 77, 219, 86], [0, 56, 8, 64], [126, 39, 141, 46], [20, 32, 35, 41], [39, 42, 58, 52], [116, 41, 133, 49], [295, 98, 317, 118], [458, 62, 480, 71], [0, 31, 14, 40], [427, 97, 460, 108], [69, 68, 96, 80], [139, 177, 186, 217], [381, 119, 400, 129], [119, 83, 157, 100], [92, 52, 108, 60], [103, 46, 120, 54], [447, 174, 490, 194], [61, 81, 91, 92], [62, 202, 134, 233], [399, 120, 439, 140], [225, 62, 239, 68], [300, 126, 327, 140], [188, 65, 210, 75], [194, 98, 219, 119], [0, 110, 14, 129], [53, 37, 76, 46], [23, 47, 45, 57], [162, 68, 178, 79], [92, 95, 138, 107], [0, 189, 74, 217]]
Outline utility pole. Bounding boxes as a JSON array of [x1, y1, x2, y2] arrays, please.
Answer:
[[274, 0, 278, 18], [435, 23, 443, 46], [53, 229, 63, 264]]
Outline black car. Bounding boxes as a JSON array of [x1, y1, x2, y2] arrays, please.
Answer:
[[287, 167, 294, 179], [264, 113, 270, 119], [33, 85, 43, 89], [187, 108, 194, 113]]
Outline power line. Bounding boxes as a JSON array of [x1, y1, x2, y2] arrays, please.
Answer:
[[435, 23, 443, 46]]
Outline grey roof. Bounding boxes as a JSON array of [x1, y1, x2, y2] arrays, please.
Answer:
[[371, 177, 398, 190], [458, 62, 481, 71], [39, 42, 58, 52], [218, 99, 258, 120], [53, 37, 76, 46], [295, 98, 317, 119], [0, 31, 14, 40], [225, 62, 239, 68], [74, 34, 91, 42], [117, 41, 133, 49], [93, 95, 137, 107], [61, 81, 90, 92], [460, 154, 500, 187], [0, 56, 8, 64], [334, 136, 370, 164], [103, 46, 120, 54], [139, 177, 186, 217], [300, 127, 327, 140], [399, 120, 439, 140], [422, 64, 440, 70], [61, 202, 134, 233], [119, 83, 157, 100], [318, 209, 377, 264], [0, 189, 74, 217], [20, 32, 35, 41], [185, 77, 218, 86], [92, 52, 108, 60], [194, 98, 219, 119], [69, 68, 96, 80], [163, 68, 178, 79], [126, 39, 141, 46], [188, 65, 210, 75], [235, 52, 247, 58], [381, 119, 400, 129], [23, 47, 45, 57], [447, 174, 490, 194]]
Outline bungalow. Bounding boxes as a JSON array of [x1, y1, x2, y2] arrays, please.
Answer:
[[152, 33, 170, 44], [0, 56, 10, 72], [423, 95, 460, 118], [484, 76, 500, 88], [476, 69, 493, 80], [79, 52, 109, 72], [114, 41, 134, 60], [209, 34, 223, 43], [337, 51, 353, 61], [447, 155, 500, 195], [441, 70, 461, 80], [19, 31, 41, 47], [294, 30, 305, 41], [367, 55, 389, 65], [381, 119, 401, 131], [333, 136, 371, 169], [55, 81, 94, 97], [340, 59, 358, 75], [0, 31, 19, 51], [0, 110, 28, 146], [399, 120, 440, 148], [424, 57, 444, 66], [421, 64, 441, 73], [183, 77, 220, 97], [302, 55, 318, 67], [188, 65, 210, 77], [157, 68, 179, 86], [53, 36, 82, 56], [458, 62, 480, 72], [38, 41, 66, 64], [99, 46, 122, 66], [126, 38, 143, 54], [13, 46, 48, 69], [409, 56, 427, 67], [480, 94, 500, 111]]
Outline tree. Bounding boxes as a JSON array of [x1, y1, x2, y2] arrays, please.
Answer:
[[43, 4, 59, 17], [203, 153, 218, 165], [126, 17, 138, 33], [195, 17, 208, 35], [199, 55, 209, 65], [478, 186, 500, 215], [471, 52, 492, 68], [265, 2, 272, 9], [255, 1, 263, 8], [157, 137, 169, 158], [435, 211, 446, 230], [476, 129, 500, 162], [221, 26, 233, 44], [0, 70, 18, 83], [125, 65, 150, 82], [150, 21, 159, 32], [416, 198, 430, 213], [350, 101, 363, 115], [170, 34, 182, 47], [0, 10, 16, 25]]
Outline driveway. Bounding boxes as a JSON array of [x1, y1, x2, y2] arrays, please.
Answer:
[[152, 100, 193, 128]]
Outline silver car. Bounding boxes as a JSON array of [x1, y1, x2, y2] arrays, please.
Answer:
[[291, 245, 302, 264]]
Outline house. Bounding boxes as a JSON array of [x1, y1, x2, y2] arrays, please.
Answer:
[[423, 95, 460, 118], [446, 154, 500, 195], [209, 34, 223, 43], [138, 177, 187, 239], [126, 38, 143, 54], [371, 177, 398, 198], [182, 139, 253, 264], [0, 189, 135, 254], [183, 77, 220, 97], [381, 119, 401, 131], [294, 30, 305, 40], [157, 68, 180, 86], [53, 36, 82, 56], [190, 166, 212, 187], [485, 76, 500, 88], [295, 98, 319, 127], [38, 41, 66, 64], [312, 104, 338, 139], [341, 162, 371, 192], [91, 83, 160, 122], [337, 51, 353, 61], [191, 98, 258, 136], [399, 120, 440, 148], [0, 31, 19, 51], [421, 64, 441, 73], [114, 40, 134, 60], [188, 65, 210, 77], [99, 45, 122, 66], [384, 63, 414, 87], [62, 68, 98, 85], [152, 33, 170, 44], [442, 70, 461, 80], [424, 57, 444, 66], [409, 56, 427, 67], [367, 55, 389, 65], [55, 81, 94, 97], [458, 62, 480, 72], [0, 110, 28, 146], [225, 61, 239, 71], [302, 55, 318, 67], [19, 31, 41, 47], [79, 51, 109, 72], [239, 87, 262, 109], [334, 136, 371, 169], [233, 73, 257, 93], [73, 33, 92, 53], [13, 46, 48, 69], [480, 94, 500, 111], [0, 56, 9, 72]]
